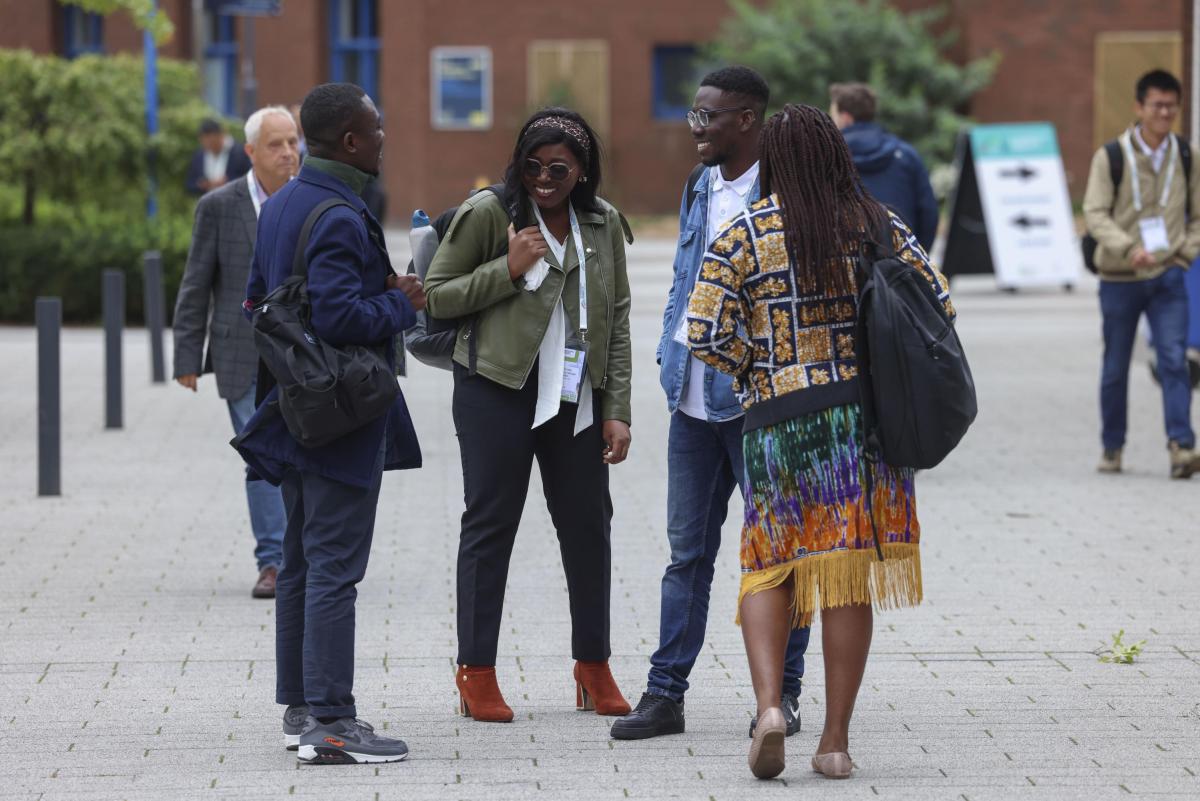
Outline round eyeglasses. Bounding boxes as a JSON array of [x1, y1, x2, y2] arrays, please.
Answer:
[[686, 106, 749, 128], [523, 159, 575, 182]]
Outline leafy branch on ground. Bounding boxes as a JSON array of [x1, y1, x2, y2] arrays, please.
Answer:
[[1096, 630, 1146, 664]]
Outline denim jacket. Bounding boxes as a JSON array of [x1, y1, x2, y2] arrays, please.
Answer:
[[657, 166, 759, 421]]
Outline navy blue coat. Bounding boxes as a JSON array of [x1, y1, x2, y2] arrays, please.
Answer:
[[234, 164, 421, 488], [185, 145, 251, 197], [842, 122, 939, 251]]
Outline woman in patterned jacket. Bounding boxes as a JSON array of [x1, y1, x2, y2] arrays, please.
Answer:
[[685, 104, 953, 780]]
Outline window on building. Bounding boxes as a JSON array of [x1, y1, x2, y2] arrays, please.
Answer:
[[528, 40, 610, 139], [652, 46, 702, 122], [202, 11, 238, 116], [431, 47, 492, 131], [63, 7, 104, 58], [330, 0, 380, 104]]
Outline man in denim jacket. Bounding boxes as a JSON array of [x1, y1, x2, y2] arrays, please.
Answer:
[[611, 67, 810, 741]]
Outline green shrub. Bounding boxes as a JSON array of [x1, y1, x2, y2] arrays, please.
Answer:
[[0, 48, 234, 223], [0, 210, 192, 324], [708, 0, 998, 167]]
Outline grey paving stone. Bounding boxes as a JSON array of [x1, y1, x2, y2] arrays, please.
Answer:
[[1, 242, 1198, 801]]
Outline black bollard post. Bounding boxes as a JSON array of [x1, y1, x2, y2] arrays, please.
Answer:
[[102, 269, 124, 429], [36, 297, 62, 497], [143, 250, 166, 383]]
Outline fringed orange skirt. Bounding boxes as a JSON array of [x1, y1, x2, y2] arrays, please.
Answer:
[[738, 404, 922, 628]]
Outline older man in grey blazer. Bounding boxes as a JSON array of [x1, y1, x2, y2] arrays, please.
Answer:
[[173, 106, 301, 598]]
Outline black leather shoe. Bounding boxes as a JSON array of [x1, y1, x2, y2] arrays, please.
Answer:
[[609, 692, 685, 740], [749, 692, 801, 738]]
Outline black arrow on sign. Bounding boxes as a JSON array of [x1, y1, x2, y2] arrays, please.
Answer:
[[999, 165, 1038, 180], [1011, 214, 1050, 229]]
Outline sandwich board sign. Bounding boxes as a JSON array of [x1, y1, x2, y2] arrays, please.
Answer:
[[942, 122, 1082, 288]]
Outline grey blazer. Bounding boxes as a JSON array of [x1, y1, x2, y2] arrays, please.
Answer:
[[172, 175, 260, 400]]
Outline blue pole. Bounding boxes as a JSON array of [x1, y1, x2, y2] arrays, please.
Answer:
[[144, 0, 159, 219]]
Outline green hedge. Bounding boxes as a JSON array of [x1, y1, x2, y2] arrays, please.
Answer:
[[0, 212, 192, 324]]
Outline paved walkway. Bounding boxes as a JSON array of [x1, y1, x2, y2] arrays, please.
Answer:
[[1, 240, 1197, 801]]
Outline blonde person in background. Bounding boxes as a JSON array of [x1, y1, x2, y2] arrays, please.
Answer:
[[172, 106, 300, 599]]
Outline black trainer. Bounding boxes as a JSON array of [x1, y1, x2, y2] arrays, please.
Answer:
[[297, 716, 408, 764], [748, 692, 801, 738], [609, 693, 685, 740]]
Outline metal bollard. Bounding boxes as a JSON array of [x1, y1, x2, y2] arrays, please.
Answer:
[[36, 297, 62, 496], [143, 250, 166, 383], [102, 269, 125, 429]]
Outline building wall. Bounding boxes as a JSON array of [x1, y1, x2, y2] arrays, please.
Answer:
[[1, 0, 1191, 218], [927, 0, 1187, 195]]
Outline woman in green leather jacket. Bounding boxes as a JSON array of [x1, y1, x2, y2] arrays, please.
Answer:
[[424, 107, 633, 724]]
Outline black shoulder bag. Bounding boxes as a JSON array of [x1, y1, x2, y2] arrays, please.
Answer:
[[250, 198, 399, 448]]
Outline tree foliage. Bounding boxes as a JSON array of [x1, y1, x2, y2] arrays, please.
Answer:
[[708, 0, 998, 165], [0, 49, 227, 224], [59, 0, 174, 43]]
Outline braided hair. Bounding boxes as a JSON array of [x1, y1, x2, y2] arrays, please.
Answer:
[[759, 103, 887, 298]]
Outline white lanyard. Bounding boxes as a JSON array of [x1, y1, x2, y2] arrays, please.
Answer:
[[1121, 130, 1177, 212], [532, 202, 589, 340]]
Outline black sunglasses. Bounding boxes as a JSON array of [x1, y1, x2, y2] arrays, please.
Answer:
[[523, 159, 575, 182]]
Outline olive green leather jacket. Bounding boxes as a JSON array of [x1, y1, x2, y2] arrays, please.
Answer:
[[424, 191, 634, 424]]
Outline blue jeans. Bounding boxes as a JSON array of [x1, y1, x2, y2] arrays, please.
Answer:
[[1100, 268, 1195, 451], [227, 383, 286, 570], [647, 412, 810, 703]]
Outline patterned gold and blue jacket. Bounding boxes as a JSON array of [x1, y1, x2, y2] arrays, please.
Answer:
[[685, 194, 953, 432]]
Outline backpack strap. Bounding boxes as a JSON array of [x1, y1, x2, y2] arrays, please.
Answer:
[[461, 184, 512, 376], [1104, 139, 1123, 215], [684, 163, 706, 213], [1175, 133, 1192, 218], [293, 198, 355, 279], [859, 201, 893, 563]]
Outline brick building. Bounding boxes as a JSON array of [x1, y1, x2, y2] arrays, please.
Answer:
[[0, 0, 1192, 221]]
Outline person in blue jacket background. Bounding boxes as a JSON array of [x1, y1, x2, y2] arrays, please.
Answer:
[[830, 82, 939, 252], [236, 82, 425, 765]]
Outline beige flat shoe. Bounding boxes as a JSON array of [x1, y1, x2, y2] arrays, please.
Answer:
[[812, 751, 853, 779], [748, 707, 786, 779]]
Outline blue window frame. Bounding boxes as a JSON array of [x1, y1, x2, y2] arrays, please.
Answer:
[[652, 46, 701, 122], [330, 0, 380, 104], [202, 12, 238, 116], [63, 7, 104, 58]]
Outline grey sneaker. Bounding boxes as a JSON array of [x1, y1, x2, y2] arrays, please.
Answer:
[[1097, 449, 1122, 474], [282, 704, 309, 751], [297, 717, 409, 765], [1168, 441, 1200, 479], [748, 692, 802, 738]]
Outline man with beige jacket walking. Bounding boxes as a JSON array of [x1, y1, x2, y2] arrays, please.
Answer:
[[1084, 69, 1200, 479]]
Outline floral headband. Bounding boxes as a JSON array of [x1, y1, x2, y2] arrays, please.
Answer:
[[527, 116, 591, 160]]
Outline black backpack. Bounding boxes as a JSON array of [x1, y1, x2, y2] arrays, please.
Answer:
[[855, 217, 977, 472], [404, 184, 510, 371], [249, 199, 399, 448], [1082, 134, 1192, 273]]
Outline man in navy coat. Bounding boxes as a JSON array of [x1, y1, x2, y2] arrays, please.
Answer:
[[830, 82, 939, 251], [236, 82, 425, 765]]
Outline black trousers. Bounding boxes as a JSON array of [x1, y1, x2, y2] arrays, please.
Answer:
[[452, 363, 613, 665]]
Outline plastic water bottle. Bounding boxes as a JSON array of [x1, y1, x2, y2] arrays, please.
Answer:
[[409, 209, 439, 280]]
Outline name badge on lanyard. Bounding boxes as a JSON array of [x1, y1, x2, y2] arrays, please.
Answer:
[[562, 205, 590, 404], [1139, 216, 1171, 252]]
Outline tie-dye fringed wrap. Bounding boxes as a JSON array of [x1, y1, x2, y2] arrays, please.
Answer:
[[738, 404, 922, 628]]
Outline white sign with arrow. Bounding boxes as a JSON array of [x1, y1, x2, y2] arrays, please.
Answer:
[[970, 123, 1082, 287]]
